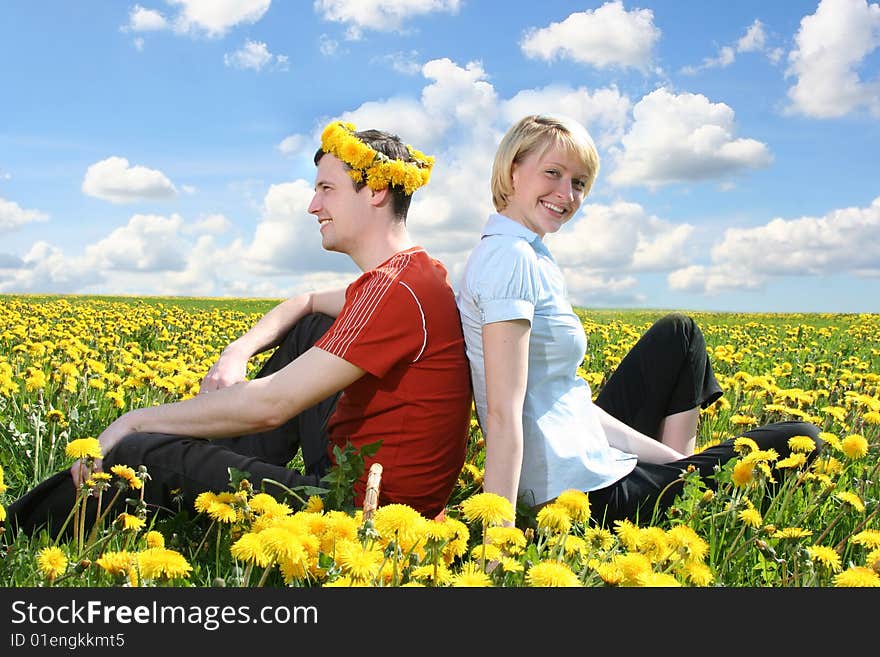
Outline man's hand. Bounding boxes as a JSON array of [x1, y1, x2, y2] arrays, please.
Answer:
[[200, 348, 249, 393]]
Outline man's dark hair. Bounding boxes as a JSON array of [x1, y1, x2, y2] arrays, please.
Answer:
[[314, 129, 414, 221]]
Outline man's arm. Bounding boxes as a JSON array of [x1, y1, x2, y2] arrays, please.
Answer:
[[200, 288, 347, 392], [74, 346, 363, 486]]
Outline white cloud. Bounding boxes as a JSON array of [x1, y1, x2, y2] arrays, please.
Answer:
[[244, 180, 356, 275], [608, 88, 772, 188], [189, 213, 232, 235], [126, 4, 169, 31], [82, 156, 177, 203], [500, 84, 632, 149], [668, 196, 880, 294], [314, 0, 461, 37], [318, 34, 340, 55], [520, 1, 660, 72], [0, 197, 49, 232], [224, 40, 289, 71], [785, 0, 880, 118], [560, 269, 645, 306], [168, 0, 272, 37], [0, 242, 102, 294], [371, 50, 422, 75], [680, 19, 773, 75], [545, 201, 694, 273], [277, 134, 304, 156], [84, 214, 188, 272]]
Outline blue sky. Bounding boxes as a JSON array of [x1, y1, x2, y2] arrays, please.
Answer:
[[1, 0, 878, 312]]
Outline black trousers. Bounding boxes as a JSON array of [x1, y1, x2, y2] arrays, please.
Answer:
[[6, 313, 340, 538], [589, 313, 822, 526]]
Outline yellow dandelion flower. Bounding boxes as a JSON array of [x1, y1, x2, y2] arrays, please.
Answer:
[[137, 547, 192, 580], [851, 530, 880, 549], [373, 503, 427, 549], [536, 503, 572, 535], [498, 557, 524, 573], [733, 436, 760, 455], [0, 505, 6, 522], [304, 495, 324, 513], [116, 513, 145, 532], [338, 545, 383, 582], [450, 562, 493, 587], [145, 531, 164, 548], [863, 410, 880, 425], [194, 491, 219, 514], [469, 543, 502, 563], [47, 408, 65, 423], [555, 489, 591, 523], [738, 508, 763, 528], [96, 551, 135, 577], [486, 525, 527, 553], [818, 431, 841, 450], [680, 561, 714, 586], [37, 546, 68, 582], [110, 464, 143, 490], [526, 560, 580, 587], [841, 434, 869, 459], [732, 460, 755, 487], [231, 532, 271, 567], [836, 491, 866, 513], [776, 452, 807, 469], [595, 561, 624, 586], [771, 527, 813, 539], [584, 527, 615, 551], [637, 572, 681, 587], [613, 519, 642, 551], [787, 435, 816, 453], [65, 437, 102, 460], [410, 563, 453, 585], [460, 492, 514, 526], [833, 566, 880, 587], [613, 553, 653, 586], [207, 501, 238, 524], [666, 525, 708, 563], [806, 545, 842, 572]]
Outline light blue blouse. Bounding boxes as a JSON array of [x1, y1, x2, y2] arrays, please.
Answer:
[[456, 213, 637, 506]]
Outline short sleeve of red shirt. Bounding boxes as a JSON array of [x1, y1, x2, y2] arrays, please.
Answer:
[[314, 265, 424, 376]]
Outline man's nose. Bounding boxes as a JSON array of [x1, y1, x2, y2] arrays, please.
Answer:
[[307, 193, 320, 215]]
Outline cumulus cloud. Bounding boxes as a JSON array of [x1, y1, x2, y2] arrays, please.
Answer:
[[785, 0, 880, 118], [84, 214, 188, 272], [0, 242, 103, 294], [520, 1, 660, 72], [371, 50, 422, 75], [315, 0, 461, 38], [125, 4, 169, 32], [244, 179, 357, 275], [224, 40, 289, 71], [169, 0, 271, 37], [545, 201, 694, 273], [0, 197, 49, 232], [668, 196, 880, 294], [681, 19, 778, 74], [608, 88, 772, 188], [82, 156, 178, 203]]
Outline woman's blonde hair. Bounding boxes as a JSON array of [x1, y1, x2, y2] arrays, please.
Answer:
[[491, 114, 600, 213]]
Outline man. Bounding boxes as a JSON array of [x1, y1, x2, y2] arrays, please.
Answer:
[[7, 121, 472, 536]]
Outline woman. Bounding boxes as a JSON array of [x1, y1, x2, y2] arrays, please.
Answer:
[[456, 114, 821, 526]]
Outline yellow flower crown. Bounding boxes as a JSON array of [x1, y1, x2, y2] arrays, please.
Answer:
[[320, 121, 435, 195]]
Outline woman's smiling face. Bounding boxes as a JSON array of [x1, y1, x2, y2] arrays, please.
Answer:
[[502, 142, 591, 238]]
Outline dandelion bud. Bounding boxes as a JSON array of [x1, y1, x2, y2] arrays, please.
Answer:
[[75, 559, 92, 573]]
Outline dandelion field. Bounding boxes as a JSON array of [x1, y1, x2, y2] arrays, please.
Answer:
[[1, 295, 878, 588]]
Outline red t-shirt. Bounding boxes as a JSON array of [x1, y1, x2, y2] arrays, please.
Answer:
[[315, 247, 472, 519]]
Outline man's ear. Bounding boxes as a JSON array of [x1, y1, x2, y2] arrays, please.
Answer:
[[369, 186, 391, 208]]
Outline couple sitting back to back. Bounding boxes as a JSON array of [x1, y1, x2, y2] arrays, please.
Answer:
[[7, 116, 821, 538]]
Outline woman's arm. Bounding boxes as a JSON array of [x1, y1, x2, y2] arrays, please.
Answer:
[[595, 404, 686, 464], [201, 287, 347, 392], [481, 319, 531, 525]]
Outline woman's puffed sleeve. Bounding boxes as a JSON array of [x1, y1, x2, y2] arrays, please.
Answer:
[[467, 237, 539, 326]]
